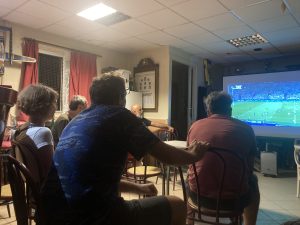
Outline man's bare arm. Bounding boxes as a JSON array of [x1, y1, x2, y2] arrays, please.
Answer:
[[150, 121, 174, 132]]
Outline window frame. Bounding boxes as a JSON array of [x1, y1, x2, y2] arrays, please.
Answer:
[[39, 44, 70, 112]]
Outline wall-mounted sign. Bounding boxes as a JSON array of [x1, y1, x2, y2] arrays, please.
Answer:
[[134, 58, 159, 112]]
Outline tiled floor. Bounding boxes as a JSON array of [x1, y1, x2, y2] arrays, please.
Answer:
[[1, 171, 300, 225]]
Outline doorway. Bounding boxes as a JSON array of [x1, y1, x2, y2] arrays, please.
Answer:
[[171, 61, 189, 140]]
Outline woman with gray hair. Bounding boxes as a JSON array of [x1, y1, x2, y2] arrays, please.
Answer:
[[15, 84, 58, 185]]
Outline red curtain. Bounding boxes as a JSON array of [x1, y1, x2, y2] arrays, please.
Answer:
[[21, 39, 39, 88], [18, 39, 39, 122], [69, 51, 96, 105]]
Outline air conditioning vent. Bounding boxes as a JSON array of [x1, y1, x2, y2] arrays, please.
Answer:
[[96, 12, 130, 26]]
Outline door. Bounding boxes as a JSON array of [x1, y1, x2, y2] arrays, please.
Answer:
[[171, 61, 189, 140]]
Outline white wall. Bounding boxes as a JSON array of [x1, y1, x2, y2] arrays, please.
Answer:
[[128, 46, 170, 120]]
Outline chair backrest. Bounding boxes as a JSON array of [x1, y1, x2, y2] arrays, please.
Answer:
[[6, 155, 45, 225], [12, 123, 44, 186], [188, 147, 247, 222], [294, 145, 300, 166]]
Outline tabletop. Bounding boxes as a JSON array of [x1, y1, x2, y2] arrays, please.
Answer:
[[164, 140, 187, 149]]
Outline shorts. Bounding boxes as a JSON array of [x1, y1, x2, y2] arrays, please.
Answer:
[[44, 196, 171, 225], [117, 196, 172, 225]]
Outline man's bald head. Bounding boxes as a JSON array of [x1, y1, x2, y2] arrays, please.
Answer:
[[131, 104, 143, 118]]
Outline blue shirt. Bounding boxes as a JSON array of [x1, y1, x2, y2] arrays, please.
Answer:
[[53, 104, 159, 209]]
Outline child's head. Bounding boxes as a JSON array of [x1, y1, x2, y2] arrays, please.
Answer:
[[17, 84, 58, 122]]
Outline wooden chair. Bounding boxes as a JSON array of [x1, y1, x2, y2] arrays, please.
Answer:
[[183, 147, 247, 225], [294, 143, 300, 197], [126, 157, 162, 184], [11, 131, 44, 188], [1, 127, 14, 184], [125, 130, 167, 187], [125, 156, 162, 197], [6, 155, 45, 225], [0, 153, 13, 218]]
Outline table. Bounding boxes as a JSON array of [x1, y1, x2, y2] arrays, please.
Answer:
[[164, 140, 187, 149], [163, 140, 187, 195]]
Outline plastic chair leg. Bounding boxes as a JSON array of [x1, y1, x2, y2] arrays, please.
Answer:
[[173, 167, 178, 191], [297, 179, 300, 197]]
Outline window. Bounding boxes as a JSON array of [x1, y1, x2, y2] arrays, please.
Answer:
[[38, 53, 63, 110], [38, 44, 101, 112]]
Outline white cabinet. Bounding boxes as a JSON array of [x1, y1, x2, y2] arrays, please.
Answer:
[[125, 91, 142, 110], [261, 151, 277, 176]]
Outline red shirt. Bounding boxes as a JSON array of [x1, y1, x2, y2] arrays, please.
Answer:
[[187, 114, 256, 198]]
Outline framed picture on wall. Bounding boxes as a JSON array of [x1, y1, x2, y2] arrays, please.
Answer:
[[134, 58, 159, 112]]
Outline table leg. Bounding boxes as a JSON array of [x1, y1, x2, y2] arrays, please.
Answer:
[[162, 164, 166, 195], [166, 165, 170, 195], [178, 166, 187, 204]]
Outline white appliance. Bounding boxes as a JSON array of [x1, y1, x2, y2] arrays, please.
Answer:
[[126, 91, 142, 110], [261, 151, 277, 176]]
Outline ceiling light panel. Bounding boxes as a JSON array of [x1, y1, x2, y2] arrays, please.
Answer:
[[227, 33, 268, 47], [77, 3, 116, 21]]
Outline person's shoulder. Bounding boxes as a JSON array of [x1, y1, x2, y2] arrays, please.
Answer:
[[116, 105, 130, 113], [31, 126, 52, 134], [191, 117, 209, 126], [55, 113, 69, 122], [26, 126, 52, 141], [229, 117, 254, 131], [57, 112, 68, 120], [115, 106, 137, 121], [230, 117, 249, 126], [41, 126, 51, 132], [90, 104, 126, 113], [188, 118, 208, 132], [87, 105, 134, 121]]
